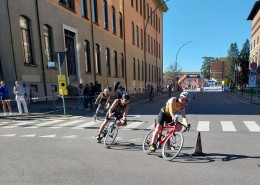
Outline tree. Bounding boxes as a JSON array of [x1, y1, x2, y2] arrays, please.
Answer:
[[238, 39, 250, 84], [200, 56, 215, 79], [226, 42, 240, 83], [163, 61, 182, 83]]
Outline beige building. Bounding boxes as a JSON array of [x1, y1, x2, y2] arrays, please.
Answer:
[[0, 0, 168, 98], [248, 0, 260, 86]]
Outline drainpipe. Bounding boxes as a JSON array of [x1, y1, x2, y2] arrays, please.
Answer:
[[122, 0, 127, 90], [6, 0, 17, 80], [36, 0, 47, 99], [90, 0, 96, 83]]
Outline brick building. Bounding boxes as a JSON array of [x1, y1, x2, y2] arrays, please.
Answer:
[[210, 58, 228, 83], [0, 0, 167, 98]]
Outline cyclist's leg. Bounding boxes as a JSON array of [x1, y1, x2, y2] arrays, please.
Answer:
[[96, 118, 109, 139], [149, 111, 164, 151]]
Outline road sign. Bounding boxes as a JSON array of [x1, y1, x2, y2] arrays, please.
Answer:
[[52, 52, 66, 66], [248, 75, 256, 88]]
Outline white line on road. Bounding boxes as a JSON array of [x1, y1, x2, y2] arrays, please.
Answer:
[[49, 119, 84, 129], [123, 121, 144, 129], [72, 121, 98, 129], [39, 135, 56, 138], [196, 121, 209, 131], [61, 135, 78, 138], [20, 134, 36, 137], [243, 121, 260, 132], [0, 134, 16, 137], [221, 121, 236, 132]]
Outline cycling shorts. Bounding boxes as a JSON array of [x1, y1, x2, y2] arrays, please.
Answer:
[[156, 110, 172, 126]]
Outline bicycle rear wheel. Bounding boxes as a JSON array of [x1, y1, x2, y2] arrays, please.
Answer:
[[142, 130, 154, 154], [104, 123, 118, 148], [162, 132, 183, 161]]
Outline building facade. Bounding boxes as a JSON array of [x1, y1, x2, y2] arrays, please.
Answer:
[[210, 58, 228, 83], [0, 0, 168, 99], [248, 0, 260, 86]]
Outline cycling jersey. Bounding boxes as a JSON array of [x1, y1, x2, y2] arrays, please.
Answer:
[[161, 98, 182, 116], [99, 92, 109, 103]]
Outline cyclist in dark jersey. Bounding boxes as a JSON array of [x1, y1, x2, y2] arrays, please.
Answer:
[[93, 88, 110, 120], [96, 93, 131, 140]]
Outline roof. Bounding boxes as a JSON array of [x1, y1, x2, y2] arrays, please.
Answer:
[[247, 0, 260, 20]]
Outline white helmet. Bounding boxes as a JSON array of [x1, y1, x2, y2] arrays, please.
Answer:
[[180, 91, 190, 99], [104, 88, 109, 94]]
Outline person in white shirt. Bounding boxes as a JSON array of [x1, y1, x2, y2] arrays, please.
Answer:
[[13, 81, 29, 114]]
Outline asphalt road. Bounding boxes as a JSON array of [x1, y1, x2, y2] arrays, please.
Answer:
[[0, 91, 259, 185]]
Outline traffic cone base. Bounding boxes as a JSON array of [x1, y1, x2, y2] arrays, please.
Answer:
[[192, 132, 206, 156]]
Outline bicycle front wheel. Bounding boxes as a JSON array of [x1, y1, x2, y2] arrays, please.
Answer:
[[142, 130, 154, 154], [104, 123, 118, 148], [162, 132, 183, 161]]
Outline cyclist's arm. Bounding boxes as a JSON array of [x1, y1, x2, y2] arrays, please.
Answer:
[[169, 97, 177, 122], [106, 94, 110, 105], [95, 93, 101, 104], [180, 107, 189, 126], [122, 105, 129, 120], [108, 99, 118, 115]]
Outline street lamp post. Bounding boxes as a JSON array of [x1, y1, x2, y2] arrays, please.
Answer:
[[144, 0, 170, 96], [175, 41, 193, 66]]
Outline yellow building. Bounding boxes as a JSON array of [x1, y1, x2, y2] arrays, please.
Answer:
[[0, 0, 168, 98], [248, 0, 260, 86]]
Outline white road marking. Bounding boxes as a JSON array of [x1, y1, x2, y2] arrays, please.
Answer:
[[72, 121, 98, 129], [61, 135, 78, 138], [39, 135, 56, 138], [221, 121, 236, 132], [14, 121, 37, 126], [0, 134, 16, 137], [123, 121, 144, 129], [196, 121, 210, 131], [49, 120, 84, 129], [20, 134, 36, 137], [26, 120, 63, 128], [243, 121, 260, 132], [2, 125, 18, 128]]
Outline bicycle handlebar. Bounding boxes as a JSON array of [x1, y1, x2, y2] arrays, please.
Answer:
[[168, 119, 190, 132]]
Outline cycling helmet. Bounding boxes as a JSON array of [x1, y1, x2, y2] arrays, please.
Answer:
[[122, 93, 131, 100], [180, 91, 190, 100], [104, 88, 109, 94]]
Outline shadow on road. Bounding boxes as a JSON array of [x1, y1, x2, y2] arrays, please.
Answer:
[[108, 142, 142, 151]]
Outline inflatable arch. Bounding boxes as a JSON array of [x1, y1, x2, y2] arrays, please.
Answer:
[[178, 74, 205, 84]]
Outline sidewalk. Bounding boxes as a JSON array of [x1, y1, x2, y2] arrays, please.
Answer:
[[0, 91, 172, 119], [226, 90, 260, 105]]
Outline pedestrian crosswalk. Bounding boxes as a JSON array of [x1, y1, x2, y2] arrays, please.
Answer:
[[0, 118, 260, 133]]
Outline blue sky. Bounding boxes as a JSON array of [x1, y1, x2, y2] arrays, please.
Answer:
[[163, 0, 256, 72]]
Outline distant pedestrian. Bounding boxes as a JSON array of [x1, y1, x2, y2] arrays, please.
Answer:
[[0, 81, 12, 116], [13, 81, 29, 114], [77, 84, 84, 109]]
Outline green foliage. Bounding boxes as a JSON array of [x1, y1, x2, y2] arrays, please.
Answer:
[[200, 56, 215, 79], [226, 42, 240, 81], [238, 39, 250, 84]]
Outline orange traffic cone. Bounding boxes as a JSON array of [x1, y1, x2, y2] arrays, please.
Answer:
[[192, 132, 206, 156]]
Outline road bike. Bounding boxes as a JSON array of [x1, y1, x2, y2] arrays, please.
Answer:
[[142, 119, 189, 161], [94, 102, 109, 121], [97, 114, 121, 148]]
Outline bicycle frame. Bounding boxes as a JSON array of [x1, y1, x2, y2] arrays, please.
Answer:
[[157, 125, 176, 147]]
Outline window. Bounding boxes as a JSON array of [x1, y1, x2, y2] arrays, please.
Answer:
[[143, 0, 146, 19], [105, 48, 111, 76], [156, 14, 158, 31], [114, 51, 118, 77], [131, 0, 134, 7], [103, 0, 108, 29], [121, 53, 124, 77], [159, 43, 161, 59], [148, 34, 150, 53], [136, 0, 138, 12], [142, 61, 144, 81], [112, 6, 116, 34], [81, 0, 88, 18], [150, 7, 152, 24], [119, 12, 123, 38], [92, 0, 98, 23], [95, 44, 101, 74], [138, 60, 140, 80], [154, 39, 155, 56], [147, 3, 149, 20], [20, 16, 33, 65], [148, 64, 150, 81], [132, 22, 135, 44], [84, 40, 91, 73], [140, 0, 142, 15], [133, 58, 136, 80], [59, 0, 75, 10], [151, 65, 153, 82], [159, 18, 160, 33], [151, 37, 153, 55], [140, 29, 143, 49], [43, 25, 53, 64], [136, 25, 139, 47]]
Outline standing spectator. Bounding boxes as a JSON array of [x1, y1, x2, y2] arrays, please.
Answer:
[[77, 84, 84, 109], [13, 81, 29, 114], [89, 82, 95, 109], [0, 81, 12, 115], [168, 84, 172, 97], [116, 85, 124, 99], [22, 82, 30, 104], [83, 84, 90, 109], [114, 81, 121, 92]]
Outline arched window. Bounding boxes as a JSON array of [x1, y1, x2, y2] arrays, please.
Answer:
[[114, 51, 118, 77], [106, 48, 111, 75], [112, 6, 116, 34], [20, 16, 33, 64], [103, 0, 108, 29], [95, 44, 101, 74], [138, 60, 140, 80], [119, 12, 123, 38], [84, 40, 91, 73], [43, 24, 53, 63], [121, 53, 124, 77], [132, 22, 135, 44]]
